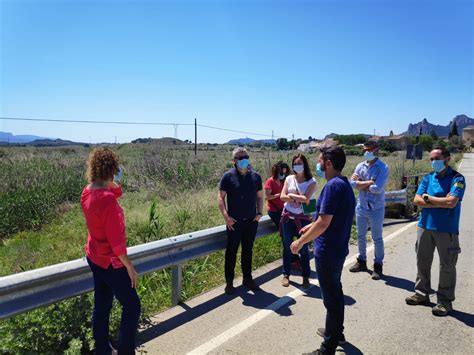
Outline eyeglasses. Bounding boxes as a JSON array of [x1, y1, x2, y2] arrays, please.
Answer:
[[234, 155, 249, 161]]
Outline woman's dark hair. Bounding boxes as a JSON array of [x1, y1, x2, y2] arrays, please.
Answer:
[[271, 160, 283, 179], [320, 146, 346, 172], [292, 154, 313, 180], [86, 148, 120, 182], [280, 162, 290, 174]]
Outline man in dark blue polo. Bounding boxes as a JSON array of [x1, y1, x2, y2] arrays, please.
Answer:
[[218, 147, 263, 294], [406, 146, 466, 316], [291, 146, 356, 355]]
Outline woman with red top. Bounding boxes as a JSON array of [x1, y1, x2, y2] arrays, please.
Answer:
[[81, 148, 140, 355], [264, 161, 288, 228]]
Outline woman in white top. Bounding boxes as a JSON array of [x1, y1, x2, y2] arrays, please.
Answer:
[[280, 154, 317, 288]]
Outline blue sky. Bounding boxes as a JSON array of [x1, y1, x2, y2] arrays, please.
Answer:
[[1, 0, 472, 143]]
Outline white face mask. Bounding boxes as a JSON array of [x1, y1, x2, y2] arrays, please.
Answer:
[[293, 165, 304, 174]]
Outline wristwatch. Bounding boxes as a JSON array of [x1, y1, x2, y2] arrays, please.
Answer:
[[422, 194, 430, 202]]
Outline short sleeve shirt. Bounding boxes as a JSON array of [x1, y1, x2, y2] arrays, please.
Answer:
[[416, 167, 466, 234], [313, 176, 356, 259], [264, 177, 285, 212], [219, 168, 263, 221]]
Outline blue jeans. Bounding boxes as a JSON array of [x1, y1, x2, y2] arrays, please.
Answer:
[[87, 258, 141, 354], [356, 205, 385, 264], [281, 218, 311, 277], [316, 256, 346, 353]]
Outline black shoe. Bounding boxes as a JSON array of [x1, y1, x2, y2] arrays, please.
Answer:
[[224, 283, 235, 295], [316, 328, 346, 345], [372, 263, 383, 280], [242, 278, 260, 291], [349, 258, 367, 272], [405, 292, 429, 305]]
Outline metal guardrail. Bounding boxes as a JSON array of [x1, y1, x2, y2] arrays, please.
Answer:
[[0, 216, 277, 320], [384, 189, 407, 205]]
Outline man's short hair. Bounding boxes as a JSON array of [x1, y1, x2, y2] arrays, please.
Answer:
[[232, 146, 249, 158], [363, 140, 378, 150], [432, 145, 451, 158], [320, 146, 346, 172]]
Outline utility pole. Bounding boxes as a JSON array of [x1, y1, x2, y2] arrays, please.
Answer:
[[194, 118, 197, 156]]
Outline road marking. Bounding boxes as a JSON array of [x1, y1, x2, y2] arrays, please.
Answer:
[[187, 221, 418, 355]]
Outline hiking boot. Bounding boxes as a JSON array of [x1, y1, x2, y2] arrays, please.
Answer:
[[349, 258, 367, 272], [316, 328, 346, 345], [242, 278, 260, 291], [372, 263, 383, 280], [224, 282, 235, 295], [302, 277, 311, 289], [432, 302, 453, 316], [281, 275, 290, 287], [405, 292, 429, 305]]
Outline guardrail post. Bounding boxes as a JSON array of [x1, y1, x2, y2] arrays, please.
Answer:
[[171, 264, 183, 306]]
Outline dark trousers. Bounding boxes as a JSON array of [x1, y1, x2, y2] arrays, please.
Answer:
[[316, 256, 346, 353], [225, 219, 258, 283], [87, 258, 141, 355], [268, 210, 283, 228]]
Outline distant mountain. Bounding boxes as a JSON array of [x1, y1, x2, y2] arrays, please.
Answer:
[[226, 138, 276, 145], [405, 114, 473, 137], [0, 131, 50, 143], [27, 138, 82, 147]]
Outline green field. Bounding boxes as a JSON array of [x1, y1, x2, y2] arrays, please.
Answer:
[[0, 143, 457, 353]]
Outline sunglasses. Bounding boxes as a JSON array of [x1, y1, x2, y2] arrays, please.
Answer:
[[234, 155, 249, 161]]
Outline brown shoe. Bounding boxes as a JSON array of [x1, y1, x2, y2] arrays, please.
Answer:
[[432, 302, 452, 316], [405, 292, 429, 305], [349, 258, 367, 272], [302, 277, 310, 289], [281, 275, 290, 287]]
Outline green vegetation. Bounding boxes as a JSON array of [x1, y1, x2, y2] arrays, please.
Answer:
[[0, 143, 460, 353]]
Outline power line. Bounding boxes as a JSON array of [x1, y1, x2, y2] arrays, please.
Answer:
[[0, 116, 194, 126], [197, 124, 281, 138], [1, 116, 288, 140]]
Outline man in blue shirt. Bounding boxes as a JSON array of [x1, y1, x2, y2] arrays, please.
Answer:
[[218, 147, 263, 294], [291, 146, 356, 355], [349, 140, 389, 280], [406, 146, 466, 316]]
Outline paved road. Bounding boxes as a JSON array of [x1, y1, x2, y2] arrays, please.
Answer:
[[140, 154, 474, 354]]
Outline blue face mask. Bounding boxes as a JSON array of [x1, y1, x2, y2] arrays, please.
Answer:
[[315, 163, 325, 178], [278, 174, 286, 180], [237, 159, 250, 170], [364, 151, 376, 161], [293, 165, 304, 174], [113, 166, 123, 183], [431, 159, 446, 173]]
